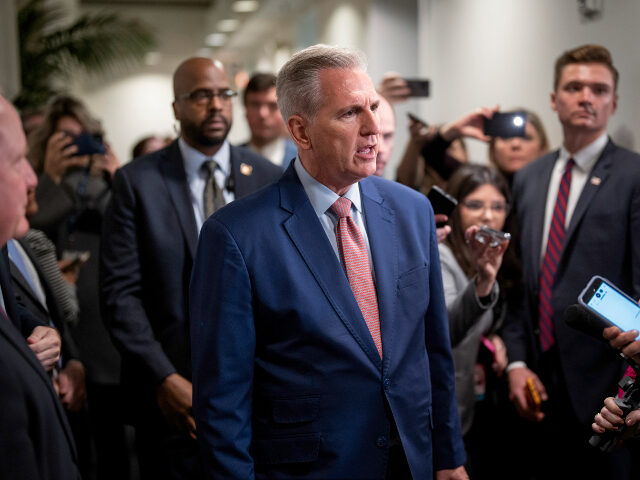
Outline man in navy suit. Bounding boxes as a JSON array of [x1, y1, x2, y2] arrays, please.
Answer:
[[503, 44, 640, 478], [0, 94, 80, 479], [101, 58, 281, 479], [241, 72, 297, 169], [190, 44, 466, 479]]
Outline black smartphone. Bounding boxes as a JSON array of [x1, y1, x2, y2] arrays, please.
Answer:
[[474, 225, 511, 248], [579, 275, 640, 338], [483, 111, 527, 138], [403, 78, 430, 97], [71, 132, 106, 157], [407, 112, 429, 126], [427, 185, 457, 217]]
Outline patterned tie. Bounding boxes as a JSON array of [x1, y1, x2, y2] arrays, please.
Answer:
[[202, 159, 226, 218], [539, 158, 575, 352], [331, 197, 382, 358]]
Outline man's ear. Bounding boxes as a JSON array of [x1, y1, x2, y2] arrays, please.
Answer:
[[550, 91, 557, 113], [172, 100, 181, 121], [288, 115, 312, 151]]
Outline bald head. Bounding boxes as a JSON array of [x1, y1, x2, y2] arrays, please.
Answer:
[[173, 57, 227, 99], [172, 57, 234, 155], [0, 95, 37, 245]]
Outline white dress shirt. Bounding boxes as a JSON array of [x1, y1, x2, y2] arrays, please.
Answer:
[[294, 158, 375, 278], [539, 132, 608, 265], [179, 137, 234, 232]]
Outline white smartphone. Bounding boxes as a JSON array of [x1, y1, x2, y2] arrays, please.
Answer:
[[578, 275, 640, 339]]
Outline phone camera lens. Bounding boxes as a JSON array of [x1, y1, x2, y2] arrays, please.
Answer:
[[596, 293, 601, 298]]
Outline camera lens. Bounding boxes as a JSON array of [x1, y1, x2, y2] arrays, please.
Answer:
[[596, 293, 601, 298]]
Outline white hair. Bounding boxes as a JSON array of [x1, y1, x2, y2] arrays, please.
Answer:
[[276, 44, 367, 122]]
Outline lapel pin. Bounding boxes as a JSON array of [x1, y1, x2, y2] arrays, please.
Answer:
[[590, 176, 601, 186], [240, 163, 253, 176]]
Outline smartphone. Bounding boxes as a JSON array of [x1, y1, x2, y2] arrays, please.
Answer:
[[474, 225, 510, 248], [483, 111, 527, 138], [407, 112, 429, 126], [71, 132, 106, 157], [427, 185, 457, 217], [526, 377, 542, 409], [403, 78, 430, 97], [579, 275, 640, 338]]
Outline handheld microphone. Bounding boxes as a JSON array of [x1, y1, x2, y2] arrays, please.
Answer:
[[563, 304, 611, 341]]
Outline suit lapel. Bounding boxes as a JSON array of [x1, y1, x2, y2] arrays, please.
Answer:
[[9, 260, 48, 316], [525, 152, 558, 283], [279, 167, 383, 371], [159, 142, 198, 260], [564, 140, 615, 246], [0, 309, 78, 461], [360, 178, 396, 373]]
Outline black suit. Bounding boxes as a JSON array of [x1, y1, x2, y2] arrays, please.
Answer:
[[0, 250, 80, 480], [503, 139, 640, 478], [101, 140, 281, 478], [9, 238, 81, 365]]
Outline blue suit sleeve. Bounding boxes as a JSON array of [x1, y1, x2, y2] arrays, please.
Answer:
[[190, 217, 256, 480]]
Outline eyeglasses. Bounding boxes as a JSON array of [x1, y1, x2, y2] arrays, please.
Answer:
[[461, 200, 510, 214], [177, 88, 238, 105]]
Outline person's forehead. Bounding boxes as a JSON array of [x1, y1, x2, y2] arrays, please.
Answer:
[[178, 61, 229, 92], [318, 68, 376, 99], [0, 104, 25, 161], [246, 87, 277, 102], [559, 62, 615, 86]]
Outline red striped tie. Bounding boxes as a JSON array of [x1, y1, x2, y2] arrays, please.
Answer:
[[539, 158, 575, 352], [331, 197, 382, 358]]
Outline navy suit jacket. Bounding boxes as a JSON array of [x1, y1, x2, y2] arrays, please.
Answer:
[[190, 164, 465, 479], [101, 140, 282, 416], [502, 139, 640, 424]]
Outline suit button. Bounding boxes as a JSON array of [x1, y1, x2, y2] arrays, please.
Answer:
[[383, 378, 390, 391], [376, 436, 388, 448]]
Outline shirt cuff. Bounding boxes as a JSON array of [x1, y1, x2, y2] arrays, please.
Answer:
[[506, 361, 527, 372]]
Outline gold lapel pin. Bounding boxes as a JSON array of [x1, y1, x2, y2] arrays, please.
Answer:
[[590, 176, 601, 186], [240, 163, 253, 176]]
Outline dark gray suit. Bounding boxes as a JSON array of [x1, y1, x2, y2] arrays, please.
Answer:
[[503, 139, 640, 478], [101, 139, 281, 478], [0, 249, 80, 480]]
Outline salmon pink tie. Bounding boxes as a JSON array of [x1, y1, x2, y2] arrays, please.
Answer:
[[331, 197, 382, 358], [539, 158, 575, 352]]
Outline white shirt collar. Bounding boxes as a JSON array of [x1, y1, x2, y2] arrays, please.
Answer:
[[293, 157, 362, 217], [559, 132, 608, 173], [179, 137, 231, 180]]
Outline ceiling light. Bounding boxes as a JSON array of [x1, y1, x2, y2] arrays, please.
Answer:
[[233, 1, 259, 13], [216, 19, 240, 32], [205, 33, 227, 47]]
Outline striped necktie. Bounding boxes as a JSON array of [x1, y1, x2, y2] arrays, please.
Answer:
[[539, 158, 575, 352], [331, 197, 382, 358]]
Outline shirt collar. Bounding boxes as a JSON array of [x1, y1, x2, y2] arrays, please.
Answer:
[[179, 137, 231, 180], [559, 132, 608, 173], [293, 157, 362, 217]]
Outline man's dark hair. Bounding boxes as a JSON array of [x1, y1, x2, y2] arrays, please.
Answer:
[[243, 72, 277, 105], [554, 44, 618, 92]]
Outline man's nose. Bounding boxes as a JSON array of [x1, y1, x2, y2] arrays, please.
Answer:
[[579, 86, 594, 103], [361, 109, 380, 137]]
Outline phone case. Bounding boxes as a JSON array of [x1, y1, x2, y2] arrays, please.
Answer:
[[578, 275, 640, 333]]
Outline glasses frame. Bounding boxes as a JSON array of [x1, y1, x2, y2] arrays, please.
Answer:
[[177, 88, 238, 105], [461, 200, 511, 215]]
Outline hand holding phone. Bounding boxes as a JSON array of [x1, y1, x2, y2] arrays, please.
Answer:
[[579, 275, 640, 339], [70, 132, 106, 157], [474, 225, 511, 248]]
